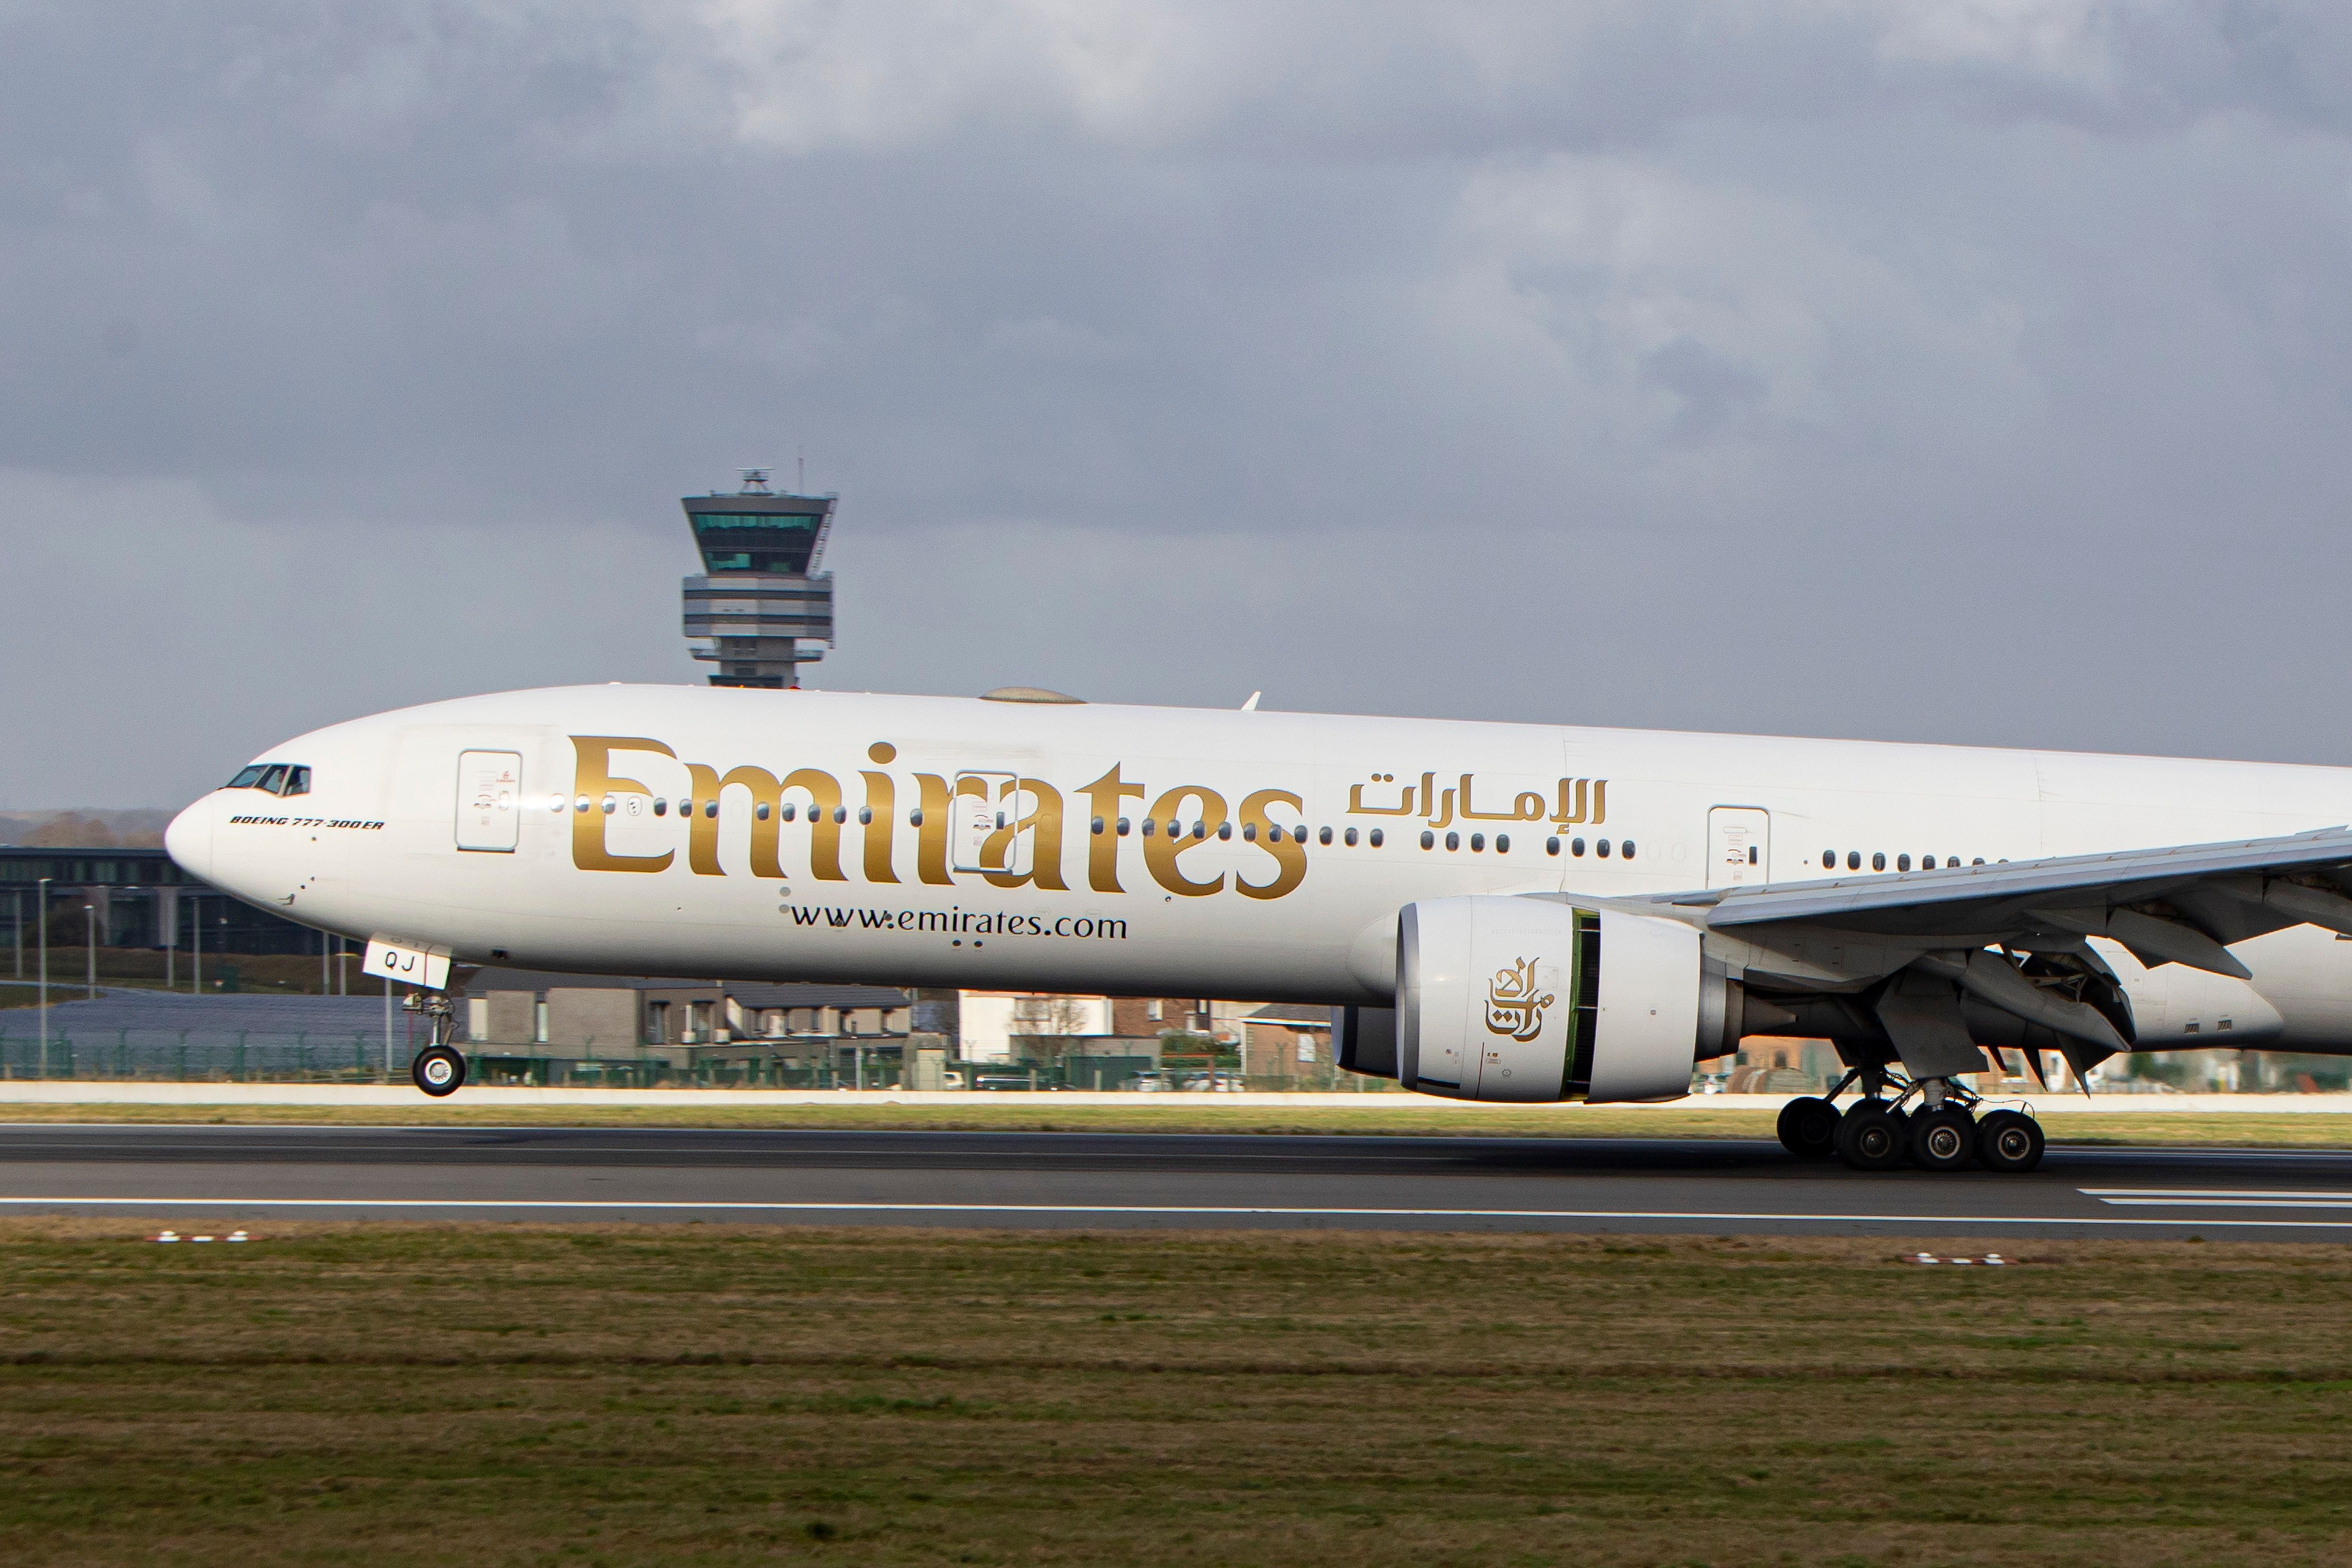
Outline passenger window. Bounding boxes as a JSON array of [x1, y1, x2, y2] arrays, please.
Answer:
[[1822, 850, 1835, 869], [1495, 834, 1510, 853], [1597, 839, 1611, 858], [1847, 851, 1860, 871], [1547, 836, 1561, 856], [1420, 830, 1435, 850], [1219, 821, 1233, 841], [1141, 819, 1155, 836], [1369, 828, 1384, 847], [654, 798, 668, 817], [1572, 837, 1585, 856], [1445, 831, 1460, 852], [1117, 817, 1130, 836], [1091, 816, 1105, 836], [780, 804, 796, 821], [1319, 827, 1334, 845], [1896, 853, 1910, 871], [1344, 827, 1359, 846], [858, 807, 873, 825], [755, 802, 771, 821], [281, 766, 310, 796], [1872, 852, 1886, 871], [1621, 840, 1636, 860], [1469, 832, 1484, 852]]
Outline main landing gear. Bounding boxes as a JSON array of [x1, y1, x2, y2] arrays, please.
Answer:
[[403, 991, 468, 1098], [1774, 1070, 2044, 1174]]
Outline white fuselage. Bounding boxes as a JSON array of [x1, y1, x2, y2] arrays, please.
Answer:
[[164, 685, 2352, 1055]]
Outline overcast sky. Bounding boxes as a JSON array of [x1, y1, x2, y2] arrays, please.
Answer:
[[5, 1, 2352, 807]]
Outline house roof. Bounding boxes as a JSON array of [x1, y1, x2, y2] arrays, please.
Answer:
[[1246, 1003, 1334, 1027]]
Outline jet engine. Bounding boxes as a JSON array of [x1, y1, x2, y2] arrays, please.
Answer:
[[1375, 896, 1773, 1104]]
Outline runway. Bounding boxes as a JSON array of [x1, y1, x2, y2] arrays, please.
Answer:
[[5, 1124, 2352, 1237]]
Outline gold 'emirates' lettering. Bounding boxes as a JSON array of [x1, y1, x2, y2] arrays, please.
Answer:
[[571, 737, 675, 873], [563, 734, 1600, 902], [1144, 786, 1227, 897], [1235, 788, 1306, 900], [980, 777, 1069, 891]]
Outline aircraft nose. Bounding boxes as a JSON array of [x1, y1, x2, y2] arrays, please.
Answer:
[[165, 796, 214, 883]]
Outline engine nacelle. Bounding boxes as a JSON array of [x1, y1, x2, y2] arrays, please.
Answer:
[[1392, 897, 1741, 1103]]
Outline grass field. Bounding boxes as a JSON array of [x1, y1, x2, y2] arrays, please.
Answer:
[[3, 1220, 2350, 1566], [0, 1098, 2348, 1149]]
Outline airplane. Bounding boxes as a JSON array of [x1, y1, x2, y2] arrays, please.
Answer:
[[164, 683, 2352, 1172]]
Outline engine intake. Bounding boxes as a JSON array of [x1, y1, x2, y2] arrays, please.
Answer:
[[1382, 897, 1748, 1103]]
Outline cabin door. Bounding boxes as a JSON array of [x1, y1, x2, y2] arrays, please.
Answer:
[[455, 750, 523, 852], [949, 772, 1036, 878], [1705, 806, 1769, 890]]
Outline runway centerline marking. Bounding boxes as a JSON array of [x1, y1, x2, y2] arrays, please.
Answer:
[[8, 1195, 2352, 1229]]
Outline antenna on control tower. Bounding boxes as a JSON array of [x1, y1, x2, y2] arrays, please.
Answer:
[[679, 462, 837, 690]]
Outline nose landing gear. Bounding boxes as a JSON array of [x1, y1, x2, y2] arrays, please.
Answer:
[[402, 991, 468, 1098]]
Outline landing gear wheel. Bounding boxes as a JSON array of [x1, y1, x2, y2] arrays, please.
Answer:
[[1776, 1096, 1842, 1161], [1836, 1103, 1907, 1171], [1976, 1109, 2044, 1174], [412, 1045, 467, 1098], [1908, 1106, 1977, 1171]]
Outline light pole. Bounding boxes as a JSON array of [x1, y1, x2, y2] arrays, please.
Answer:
[[83, 903, 96, 1002], [11, 890, 20, 979], [191, 893, 202, 995], [36, 879, 49, 1079]]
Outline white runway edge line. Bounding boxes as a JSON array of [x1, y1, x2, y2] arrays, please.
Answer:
[[2083, 1189, 2352, 1208], [10, 1196, 2352, 1229]]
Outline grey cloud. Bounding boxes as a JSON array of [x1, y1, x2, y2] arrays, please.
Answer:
[[4, 1, 2352, 808]]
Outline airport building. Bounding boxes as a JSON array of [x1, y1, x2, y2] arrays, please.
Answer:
[[0, 846, 319, 958]]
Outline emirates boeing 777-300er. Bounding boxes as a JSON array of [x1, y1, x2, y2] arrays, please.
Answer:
[[164, 682, 2352, 1171]]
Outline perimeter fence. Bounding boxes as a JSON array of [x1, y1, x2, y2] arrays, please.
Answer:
[[0, 1026, 409, 1083]]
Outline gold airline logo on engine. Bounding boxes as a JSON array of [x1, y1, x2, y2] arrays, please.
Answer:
[[1485, 957, 1555, 1043]]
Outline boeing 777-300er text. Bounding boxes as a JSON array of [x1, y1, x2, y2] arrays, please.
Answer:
[[165, 683, 2352, 1171]]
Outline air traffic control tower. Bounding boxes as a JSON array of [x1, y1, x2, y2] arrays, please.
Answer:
[[680, 470, 837, 688]]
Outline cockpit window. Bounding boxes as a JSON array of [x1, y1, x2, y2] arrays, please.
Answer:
[[225, 763, 311, 795]]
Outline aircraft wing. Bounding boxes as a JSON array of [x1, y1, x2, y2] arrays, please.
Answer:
[[1635, 826, 2352, 1080], [1654, 826, 2352, 977]]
